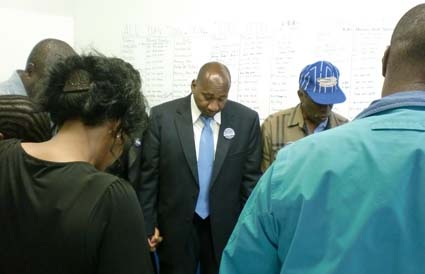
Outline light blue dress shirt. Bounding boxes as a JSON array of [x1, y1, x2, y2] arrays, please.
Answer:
[[0, 71, 27, 96]]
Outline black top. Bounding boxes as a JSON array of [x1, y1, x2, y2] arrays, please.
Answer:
[[0, 139, 154, 274]]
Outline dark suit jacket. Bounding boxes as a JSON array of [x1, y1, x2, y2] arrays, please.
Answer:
[[139, 95, 262, 265], [106, 137, 143, 191]]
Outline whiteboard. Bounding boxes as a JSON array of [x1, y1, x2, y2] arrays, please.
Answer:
[[0, 8, 74, 82], [119, 19, 393, 120], [5, 0, 421, 121], [68, 0, 416, 121]]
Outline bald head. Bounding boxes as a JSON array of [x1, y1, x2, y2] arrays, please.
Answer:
[[192, 62, 231, 117], [27, 38, 76, 70], [382, 4, 425, 96], [196, 61, 231, 89], [390, 4, 425, 60], [22, 38, 77, 98]]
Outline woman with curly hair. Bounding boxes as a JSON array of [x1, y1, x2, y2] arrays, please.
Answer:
[[0, 54, 153, 274]]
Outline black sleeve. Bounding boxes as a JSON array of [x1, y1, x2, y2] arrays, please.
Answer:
[[240, 112, 263, 205], [138, 109, 161, 236], [95, 181, 154, 274]]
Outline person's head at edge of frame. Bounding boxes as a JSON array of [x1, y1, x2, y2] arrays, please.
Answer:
[[40, 53, 149, 171], [381, 4, 425, 97], [18, 38, 77, 100], [0, 95, 52, 142], [191, 61, 231, 118], [297, 60, 346, 126]]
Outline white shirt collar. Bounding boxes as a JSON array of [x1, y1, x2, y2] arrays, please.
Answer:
[[190, 94, 221, 125]]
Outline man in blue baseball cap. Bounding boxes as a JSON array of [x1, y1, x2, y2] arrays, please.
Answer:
[[260, 60, 349, 171]]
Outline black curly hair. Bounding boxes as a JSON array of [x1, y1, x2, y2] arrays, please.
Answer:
[[0, 95, 51, 142], [41, 54, 148, 138]]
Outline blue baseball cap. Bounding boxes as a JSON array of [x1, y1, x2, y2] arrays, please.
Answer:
[[299, 61, 346, 105]]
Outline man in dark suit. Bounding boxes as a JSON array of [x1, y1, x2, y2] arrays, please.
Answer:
[[139, 61, 262, 274]]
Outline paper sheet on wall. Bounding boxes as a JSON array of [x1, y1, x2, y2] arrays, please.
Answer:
[[120, 19, 393, 120]]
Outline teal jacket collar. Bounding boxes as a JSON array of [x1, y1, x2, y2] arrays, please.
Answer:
[[356, 90, 425, 119]]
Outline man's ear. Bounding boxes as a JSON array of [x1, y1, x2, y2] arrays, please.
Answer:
[[382, 46, 390, 77], [25, 62, 36, 76], [0, 132, 4, 140], [191, 79, 196, 94], [297, 89, 304, 100]]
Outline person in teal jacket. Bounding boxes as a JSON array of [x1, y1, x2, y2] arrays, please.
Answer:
[[220, 4, 425, 274]]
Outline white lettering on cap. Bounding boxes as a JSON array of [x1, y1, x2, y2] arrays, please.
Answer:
[[317, 77, 337, 87]]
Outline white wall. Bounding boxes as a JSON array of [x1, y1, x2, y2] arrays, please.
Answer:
[[1, 0, 71, 16], [69, 0, 425, 119], [69, 0, 423, 56], [0, 2, 74, 81], [1, 0, 424, 119]]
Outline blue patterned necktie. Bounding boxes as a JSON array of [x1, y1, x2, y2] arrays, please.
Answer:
[[195, 116, 214, 219]]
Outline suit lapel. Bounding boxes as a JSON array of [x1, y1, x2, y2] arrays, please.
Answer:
[[210, 105, 234, 187], [175, 96, 199, 184]]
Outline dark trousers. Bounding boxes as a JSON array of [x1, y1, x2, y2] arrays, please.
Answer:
[[151, 252, 159, 274], [159, 214, 218, 274]]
